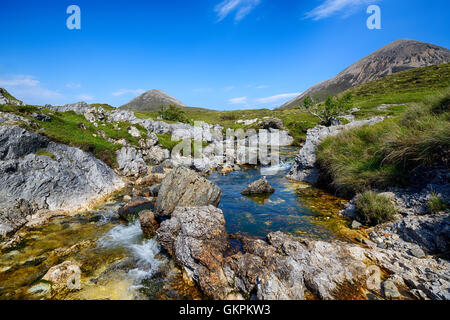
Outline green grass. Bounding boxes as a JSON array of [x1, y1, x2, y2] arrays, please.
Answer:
[[36, 149, 56, 160], [91, 103, 115, 111], [316, 90, 450, 197], [427, 192, 449, 214], [156, 133, 181, 151], [354, 191, 397, 226]]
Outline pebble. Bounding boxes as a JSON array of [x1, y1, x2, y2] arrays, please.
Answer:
[[409, 247, 426, 259], [382, 280, 401, 299], [351, 220, 362, 229]]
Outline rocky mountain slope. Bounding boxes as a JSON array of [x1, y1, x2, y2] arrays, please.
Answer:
[[0, 88, 24, 106], [279, 39, 450, 109], [119, 89, 186, 111]]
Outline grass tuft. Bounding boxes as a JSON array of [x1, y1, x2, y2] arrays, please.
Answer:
[[354, 191, 397, 226]]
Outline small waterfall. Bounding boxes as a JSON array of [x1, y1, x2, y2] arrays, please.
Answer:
[[97, 220, 164, 284]]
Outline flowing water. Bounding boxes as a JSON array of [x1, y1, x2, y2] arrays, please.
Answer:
[[0, 146, 349, 300]]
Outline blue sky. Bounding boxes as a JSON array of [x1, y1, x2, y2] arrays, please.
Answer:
[[0, 0, 449, 110]]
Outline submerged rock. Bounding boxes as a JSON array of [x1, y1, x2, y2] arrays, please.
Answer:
[[155, 166, 221, 218], [42, 261, 81, 291], [241, 177, 275, 195]]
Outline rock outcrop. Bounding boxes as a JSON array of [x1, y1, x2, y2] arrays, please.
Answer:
[[287, 117, 385, 183], [155, 166, 221, 218], [0, 88, 24, 106], [157, 206, 450, 300], [0, 126, 124, 238], [157, 206, 230, 298], [116, 147, 148, 177], [242, 177, 274, 195]]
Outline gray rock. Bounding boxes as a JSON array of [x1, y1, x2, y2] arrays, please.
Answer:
[[351, 220, 363, 229], [127, 126, 141, 138], [242, 177, 274, 195], [31, 113, 52, 122], [382, 280, 401, 299], [56, 102, 91, 114], [155, 166, 221, 218], [116, 147, 148, 177], [0, 126, 124, 238], [151, 165, 164, 174], [143, 146, 168, 165], [409, 247, 426, 259], [374, 212, 449, 255]]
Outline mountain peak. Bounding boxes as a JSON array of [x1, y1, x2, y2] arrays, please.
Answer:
[[279, 39, 450, 109], [120, 89, 185, 111]]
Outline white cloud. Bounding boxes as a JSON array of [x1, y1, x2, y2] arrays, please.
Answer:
[[305, 0, 379, 21], [229, 96, 248, 104], [66, 83, 81, 89], [78, 94, 94, 101], [112, 89, 145, 97], [0, 75, 63, 104], [215, 0, 261, 22], [0, 75, 40, 87], [255, 93, 301, 104], [255, 85, 269, 89]]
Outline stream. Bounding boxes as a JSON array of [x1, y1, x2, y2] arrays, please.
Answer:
[[0, 146, 349, 300]]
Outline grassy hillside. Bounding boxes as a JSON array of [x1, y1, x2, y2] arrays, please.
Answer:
[[0, 104, 146, 167], [316, 90, 450, 197]]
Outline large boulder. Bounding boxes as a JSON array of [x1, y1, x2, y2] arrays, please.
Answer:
[[156, 206, 231, 299], [0, 126, 125, 238], [155, 166, 221, 218], [241, 177, 274, 195]]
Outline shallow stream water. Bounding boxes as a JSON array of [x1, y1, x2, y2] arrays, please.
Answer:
[[0, 146, 349, 300]]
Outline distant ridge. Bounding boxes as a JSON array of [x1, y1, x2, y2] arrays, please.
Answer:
[[119, 89, 186, 111], [279, 39, 450, 109]]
